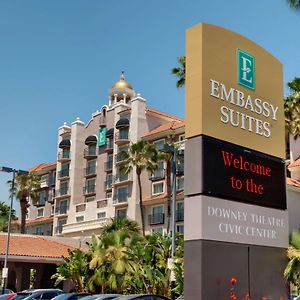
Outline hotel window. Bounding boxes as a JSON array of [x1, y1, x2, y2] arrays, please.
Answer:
[[176, 224, 184, 234], [106, 191, 112, 199], [97, 211, 106, 219], [177, 177, 184, 191], [85, 178, 96, 194], [37, 208, 44, 218], [76, 215, 84, 223], [152, 181, 164, 195], [116, 208, 127, 219], [86, 159, 96, 175], [153, 139, 165, 151], [35, 226, 44, 236], [51, 205, 55, 215], [85, 196, 95, 202]]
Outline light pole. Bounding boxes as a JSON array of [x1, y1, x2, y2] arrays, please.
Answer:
[[0, 166, 28, 294]]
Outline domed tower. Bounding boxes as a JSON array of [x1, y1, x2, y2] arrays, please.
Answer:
[[109, 72, 136, 106]]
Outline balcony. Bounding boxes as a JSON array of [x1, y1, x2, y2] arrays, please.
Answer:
[[84, 147, 97, 159], [83, 184, 96, 195], [149, 169, 165, 181], [40, 176, 55, 188], [115, 152, 127, 164], [176, 209, 184, 222], [55, 187, 70, 198], [113, 173, 132, 185], [85, 165, 96, 177], [148, 213, 165, 225], [113, 192, 129, 205], [177, 163, 184, 175], [115, 131, 129, 145], [57, 150, 71, 162], [33, 197, 46, 207], [105, 140, 114, 153], [58, 169, 70, 179], [62, 218, 108, 235], [104, 179, 113, 190], [104, 160, 113, 172], [55, 203, 69, 215]]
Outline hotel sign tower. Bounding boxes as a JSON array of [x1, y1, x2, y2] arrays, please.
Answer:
[[184, 23, 288, 300]]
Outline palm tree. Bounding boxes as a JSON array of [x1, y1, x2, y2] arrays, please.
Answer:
[[0, 201, 17, 232], [9, 173, 40, 233], [288, 0, 300, 9], [118, 140, 160, 236], [284, 231, 300, 289], [284, 77, 300, 139], [171, 56, 186, 88], [101, 217, 140, 236], [89, 227, 142, 293]]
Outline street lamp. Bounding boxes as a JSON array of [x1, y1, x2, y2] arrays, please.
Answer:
[[0, 166, 28, 294]]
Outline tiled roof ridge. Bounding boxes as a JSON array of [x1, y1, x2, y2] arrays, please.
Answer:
[[146, 107, 184, 121], [288, 157, 300, 168], [29, 161, 56, 172], [143, 119, 185, 138]]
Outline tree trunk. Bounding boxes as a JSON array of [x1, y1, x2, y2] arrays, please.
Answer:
[[137, 174, 145, 236], [166, 160, 172, 234], [20, 197, 28, 234]]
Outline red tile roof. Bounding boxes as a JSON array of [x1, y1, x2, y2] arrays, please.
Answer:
[[26, 216, 54, 225], [287, 177, 300, 188], [0, 234, 73, 259], [145, 107, 183, 122], [143, 120, 185, 138], [29, 162, 56, 173], [288, 158, 300, 168]]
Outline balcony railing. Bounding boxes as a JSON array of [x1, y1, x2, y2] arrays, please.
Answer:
[[148, 213, 165, 225], [55, 204, 69, 215], [177, 163, 184, 175], [55, 187, 70, 197], [58, 169, 69, 178], [84, 147, 97, 158], [115, 131, 129, 144], [105, 140, 114, 152], [149, 169, 165, 180], [113, 192, 129, 204], [104, 161, 113, 171], [85, 165, 96, 176], [115, 152, 127, 163], [176, 209, 184, 222], [113, 173, 129, 184], [83, 184, 96, 195], [104, 180, 113, 190], [58, 150, 71, 161], [54, 225, 65, 234]]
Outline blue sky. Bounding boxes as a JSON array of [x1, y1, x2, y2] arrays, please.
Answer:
[[0, 0, 299, 211]]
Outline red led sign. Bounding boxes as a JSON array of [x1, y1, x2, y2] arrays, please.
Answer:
[[202, 136, 286, 210]]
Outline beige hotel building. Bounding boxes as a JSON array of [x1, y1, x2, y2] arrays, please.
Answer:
[[25, 74, 185, 237]]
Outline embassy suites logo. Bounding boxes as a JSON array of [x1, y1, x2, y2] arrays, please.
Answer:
[[237, 49, 255, 91]]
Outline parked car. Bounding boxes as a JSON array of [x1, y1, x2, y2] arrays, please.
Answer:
[[0, 291, 14, 295], [80, 295, 120, 300], [114, 295, 169, 300], [11, 289, 64, 300], [0, 293, 17, 300], [52, 294, 91, 300]]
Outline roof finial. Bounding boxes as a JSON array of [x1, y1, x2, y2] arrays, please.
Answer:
[[120, 71, 125, 81]]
